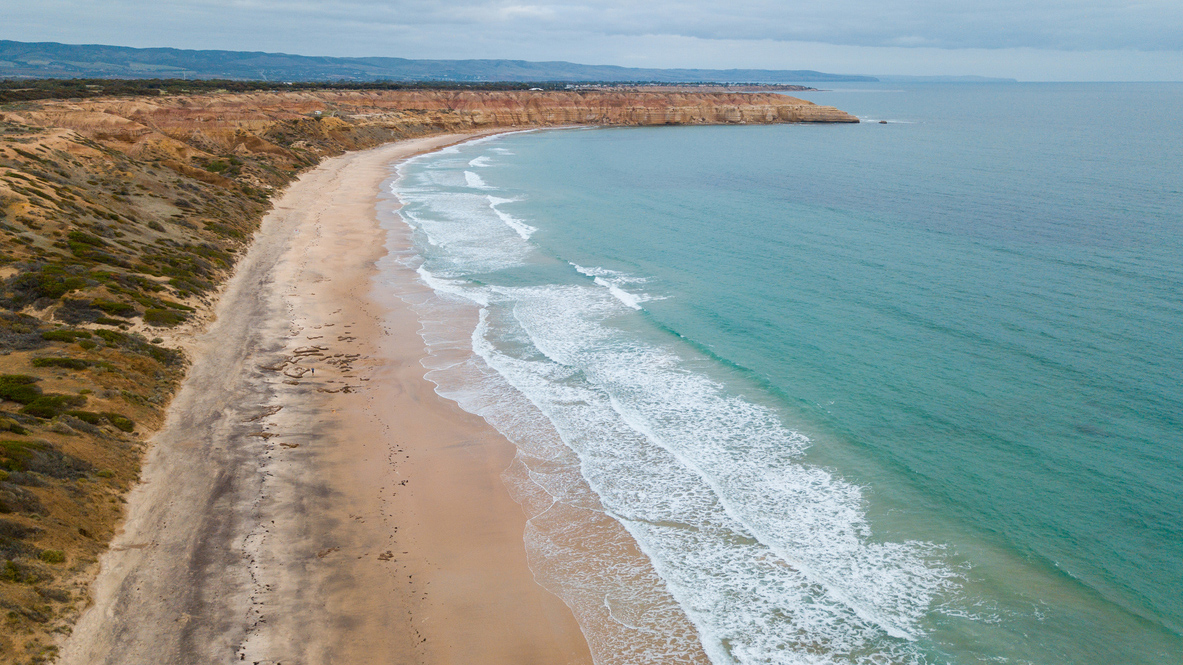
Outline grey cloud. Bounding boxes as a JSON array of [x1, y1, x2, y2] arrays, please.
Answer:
[[5, 0, 1182, 58], [184, 0, 1183, 51]]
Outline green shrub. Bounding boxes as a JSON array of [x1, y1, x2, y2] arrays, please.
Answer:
[[78, 339, 97, 350], [66, 230, 104, 247], [147, 220, 164, 231], [64, 411, 103, 425], [88, 329, 182, 367], [0, 418, 29, 435], [143, 308, 186, 327], [0, 560, 43, 584], [90, 299, 137, 317], [0, 439, 91, 479], [95, 469, 114, 478], [102, 413, 134, 432], [31, 357, 91, 370], [93, 329, 127, 345], [0, 375, 41, 404], [20, 394, 87, 419], [203, 222, 245, 240], [0, 440, 45, 472], [11, 268, 87, 301], [94, 317, 124, 326], [41, 329, 92, 342], [158, 299, 194, 312], [147, 346, 181, 365], [38, 550, 64, 564]]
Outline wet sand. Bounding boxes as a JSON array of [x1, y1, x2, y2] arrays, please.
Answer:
[[60, 134, 593, 665]]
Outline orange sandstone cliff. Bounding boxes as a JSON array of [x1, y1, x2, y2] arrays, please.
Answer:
[[9, 90, 856, 169]]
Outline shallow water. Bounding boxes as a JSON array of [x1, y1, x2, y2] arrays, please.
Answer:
[[387, 83, 1183, 664]]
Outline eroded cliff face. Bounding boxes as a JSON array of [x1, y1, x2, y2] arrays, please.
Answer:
[[6, 90, 855, 168], [315, 89, 860, 125]]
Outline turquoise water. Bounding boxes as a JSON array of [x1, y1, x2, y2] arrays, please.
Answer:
[[389, 83, 1183, 664]]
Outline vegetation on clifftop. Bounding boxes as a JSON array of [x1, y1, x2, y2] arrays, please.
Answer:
[[0, 94, 306, 664], [0, 79, 575, 103]]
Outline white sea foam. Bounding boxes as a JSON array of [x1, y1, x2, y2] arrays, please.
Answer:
[[414, 265, 489, 307], [416, 168, 470, 188], [469, 155, 492, 167], [595, 277, 642, 310], [504, 286, 955, 643], [390, 141, 958, 665], [571, 263, 612, 278], [393, 167, 530, 275], [464, 170, 491, 189], [573, 263, 647, 310], [487, 196, 537, 239]]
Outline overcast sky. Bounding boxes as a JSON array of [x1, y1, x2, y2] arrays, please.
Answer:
[[4, 0, 1182, 80]]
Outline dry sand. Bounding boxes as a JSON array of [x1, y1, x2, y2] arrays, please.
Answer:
[[59, 134, 594, 665]]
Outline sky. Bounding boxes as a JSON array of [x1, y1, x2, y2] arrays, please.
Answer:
[[4, 0, 1182, 81]]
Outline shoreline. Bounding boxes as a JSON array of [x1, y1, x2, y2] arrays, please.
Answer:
[[380, 137, 716, 665], [59, 132, 593, 664]]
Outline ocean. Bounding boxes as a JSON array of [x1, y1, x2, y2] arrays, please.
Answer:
[[383, 83, 1183, 664]]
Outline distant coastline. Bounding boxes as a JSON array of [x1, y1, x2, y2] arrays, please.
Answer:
[[0, 39, 877, 84]]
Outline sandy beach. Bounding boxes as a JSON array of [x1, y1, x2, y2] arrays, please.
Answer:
[[59, 134, 593, 665]]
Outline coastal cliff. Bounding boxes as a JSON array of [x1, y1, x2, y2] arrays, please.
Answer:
[[12, 89, 855, 163], [0, 89, 854, 662]]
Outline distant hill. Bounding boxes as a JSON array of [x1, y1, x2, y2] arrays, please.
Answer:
[[0, 40, 877, 84]]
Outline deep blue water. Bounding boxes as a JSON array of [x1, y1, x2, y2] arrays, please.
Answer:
[[390, 83, 1183, 664]]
